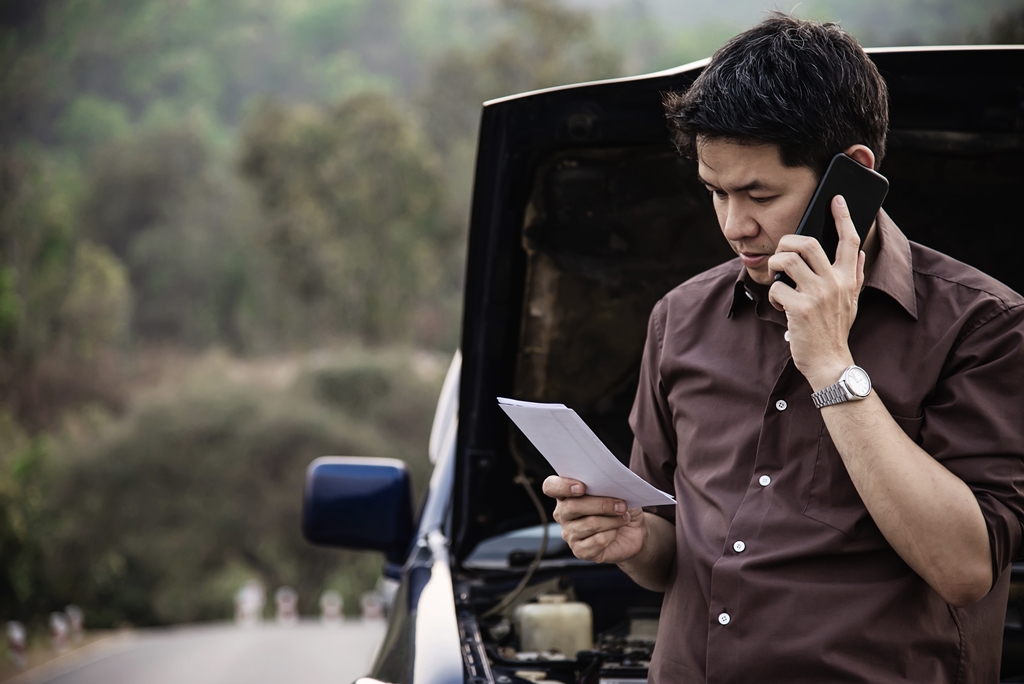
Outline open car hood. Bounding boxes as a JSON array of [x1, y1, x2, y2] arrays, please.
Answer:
[[452, 46, 1024, 564]]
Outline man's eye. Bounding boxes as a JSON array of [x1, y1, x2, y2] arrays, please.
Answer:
[[751, 196, 775, 204], [709, 189, 727, 200]]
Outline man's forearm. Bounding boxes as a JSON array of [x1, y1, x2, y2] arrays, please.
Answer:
[[822, 393, 992, 606], [617, 513, 676, 592]]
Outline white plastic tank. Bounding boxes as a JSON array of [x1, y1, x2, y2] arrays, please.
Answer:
[[515, 594, 593, 656]]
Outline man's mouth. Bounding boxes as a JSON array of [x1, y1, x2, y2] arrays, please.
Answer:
[[739, 252, 771, 268]]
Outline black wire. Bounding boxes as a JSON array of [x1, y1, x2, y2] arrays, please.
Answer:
[[481, 472, 549, 618]]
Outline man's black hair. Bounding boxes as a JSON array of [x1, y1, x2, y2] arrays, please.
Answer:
[[664, 13, 889, 175]]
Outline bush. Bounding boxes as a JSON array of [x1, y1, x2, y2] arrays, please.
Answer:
[[34, 347, 445, 626], [240, 92, 461, 346]]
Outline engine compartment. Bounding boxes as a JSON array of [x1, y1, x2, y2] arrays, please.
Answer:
[[457, 524, 662, 683], [457, 575, 659, 684]]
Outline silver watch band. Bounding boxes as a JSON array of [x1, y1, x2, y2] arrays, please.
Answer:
[[811, 383, 850, 409]]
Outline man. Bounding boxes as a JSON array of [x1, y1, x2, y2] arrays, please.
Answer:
[[543, 14, 1024, 683]]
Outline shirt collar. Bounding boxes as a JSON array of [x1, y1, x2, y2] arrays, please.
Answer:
[[863, 209, 917, 319], [728, 267, 769, 318], [728, 208, 918, 320]]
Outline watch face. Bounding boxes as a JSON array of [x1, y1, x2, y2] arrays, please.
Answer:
[[845, 367, 871, 397]]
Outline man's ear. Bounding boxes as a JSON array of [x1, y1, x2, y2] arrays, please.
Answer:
[[844, 144, 876, 170]]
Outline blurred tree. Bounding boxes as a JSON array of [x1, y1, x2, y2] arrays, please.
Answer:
[[57, 96, 132, 154], [81, 125, 208, 261], [80, 122, 264, 351], [0, 149, 131, 623], [0, 0, 405, 151], [40, 350, 441, 625], [0, 152, 76, 362], [0, 149, 129, 432], [240, 92, 458, 344], [420, 0, 621, 159], [0, 417, 51, 624], [59, 241, 132, 358], [983, 4, 1024, 42]]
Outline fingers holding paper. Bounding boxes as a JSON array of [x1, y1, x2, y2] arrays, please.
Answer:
[[543, 475, 646, 564]]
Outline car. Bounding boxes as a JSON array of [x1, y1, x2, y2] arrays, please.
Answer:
[[302, 44, 1024, 683]]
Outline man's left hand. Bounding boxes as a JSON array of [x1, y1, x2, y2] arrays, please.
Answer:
[[767, 194, 866, 390]]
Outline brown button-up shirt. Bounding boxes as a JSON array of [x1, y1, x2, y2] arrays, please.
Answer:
[[629, 212, 1024, 683]]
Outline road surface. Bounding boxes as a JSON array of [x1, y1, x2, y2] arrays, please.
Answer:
[[7, 620, 387, 684]]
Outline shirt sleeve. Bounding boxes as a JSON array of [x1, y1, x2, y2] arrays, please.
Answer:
[[920, 301, 1024, 581], [628, 298, 677, 523]]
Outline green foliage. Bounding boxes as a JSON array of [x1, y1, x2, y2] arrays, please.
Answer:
[[977, 4, 1024, 43], [57, 96, 132, 151], [80, 121, 266, 350], [0, 413, 52, 623], [289, 0, 369, 58], [0, 148, 131, 435], [0, 149, 79, 360], [315, 365, 391, 416], [60, 241, 132, 358], [241, 91, 460, 344], [81, 122, 212, 259], [0, 266, 18, 347], [302, 349, 444, 452], [0, 0, 400, 150], [651, 22, 743, 70], [36, 348, 443, 626], [419, 0, 621, 153]]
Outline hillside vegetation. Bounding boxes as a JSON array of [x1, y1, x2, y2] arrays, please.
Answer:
[[40, 348, 445, 625]]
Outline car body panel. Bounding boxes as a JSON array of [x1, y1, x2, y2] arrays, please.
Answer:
[[367, 532, 463, 684]]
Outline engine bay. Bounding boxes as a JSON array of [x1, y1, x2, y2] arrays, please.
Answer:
[[457, 581, 658, 684], [458, 525, 663, 684]]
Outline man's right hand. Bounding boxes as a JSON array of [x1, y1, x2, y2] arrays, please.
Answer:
[[542, 476, 646, 564]]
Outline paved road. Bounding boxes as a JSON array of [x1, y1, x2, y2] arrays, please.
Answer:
[[9, 620, 387, 684]]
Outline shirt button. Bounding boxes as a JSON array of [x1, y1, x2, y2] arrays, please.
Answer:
[[784, 329, 791, 342], [733, 540, 746, 553], [718, 612, 731, 625], [759, 475, 772, 487], [775, 399, 788, 411]]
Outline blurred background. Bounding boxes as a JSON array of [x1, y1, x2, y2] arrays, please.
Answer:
[[1, 0, 1022, 677]]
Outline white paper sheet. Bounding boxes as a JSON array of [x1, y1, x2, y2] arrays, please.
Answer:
[[498, 397, 676, 509]]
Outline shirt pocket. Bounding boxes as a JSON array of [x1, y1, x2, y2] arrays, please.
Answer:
[[802, 413, 925, 538]]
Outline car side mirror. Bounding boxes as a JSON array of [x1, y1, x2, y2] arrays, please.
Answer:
[[302, 457, 414, 564]]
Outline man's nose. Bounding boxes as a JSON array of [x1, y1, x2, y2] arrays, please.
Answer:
[[721, 204, 760, 240]]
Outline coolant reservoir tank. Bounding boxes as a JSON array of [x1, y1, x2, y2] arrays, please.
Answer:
[[515, 594, 593, 656]]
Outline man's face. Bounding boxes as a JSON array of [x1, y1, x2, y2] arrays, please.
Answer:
[[697, 138, 819, 285]]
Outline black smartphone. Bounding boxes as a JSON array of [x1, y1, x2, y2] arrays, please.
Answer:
[[774, 152, 889, 287]]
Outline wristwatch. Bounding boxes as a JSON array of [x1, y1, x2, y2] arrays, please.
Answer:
[[811, 365, 872, 408]]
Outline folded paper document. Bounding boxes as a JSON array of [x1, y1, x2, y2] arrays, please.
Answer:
[[498, 397, 676, 509]]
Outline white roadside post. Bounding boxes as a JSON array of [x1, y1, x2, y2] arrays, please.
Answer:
[[360, 592, 384, 620], [49, 612, 69, 653], [234, 579, 266, 627], [320, 590, 343, 626], [6, 621, 27, 670], [275, 586, 298, 626], [65, 605, 84, 644]]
